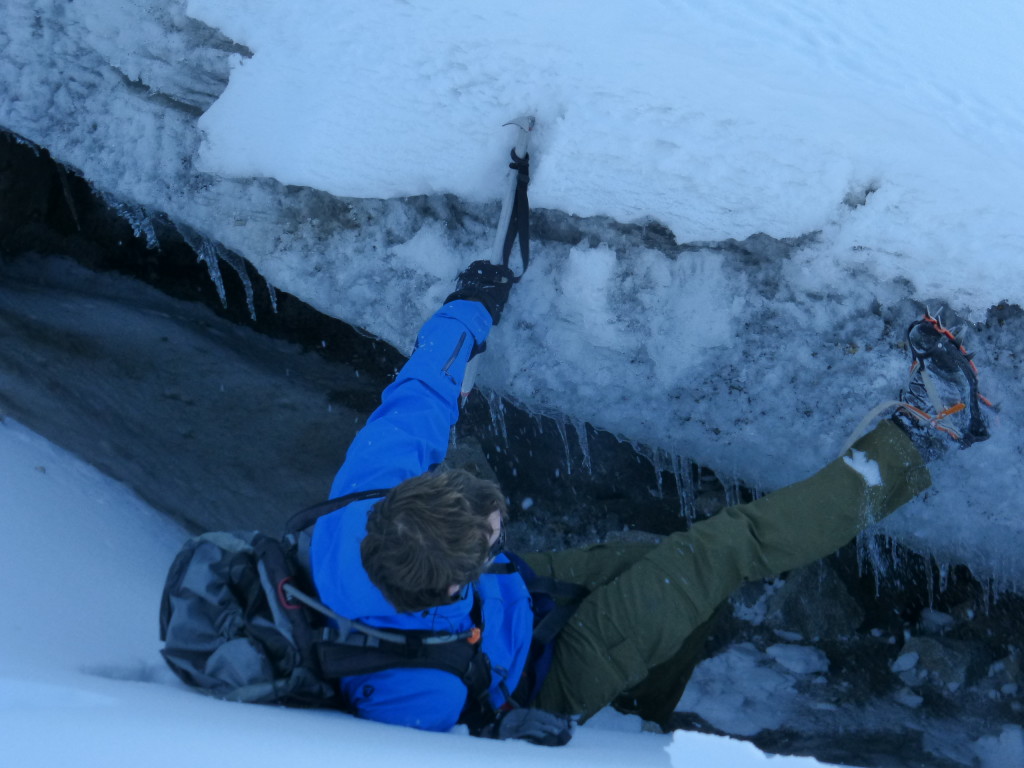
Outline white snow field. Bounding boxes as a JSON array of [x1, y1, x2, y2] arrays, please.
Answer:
[[1, 0, 1023, 606], [0, 417, 855, 767]]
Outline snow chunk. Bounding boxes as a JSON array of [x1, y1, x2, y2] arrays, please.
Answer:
[[891, 651, 920, 673], [973, 725, 1024, 768], [766, 644, 830, 675], [676, 644, 796, 736], [667, 728, 828, 766], [842, 449, 883, 487], [894, 687, 924, 709]]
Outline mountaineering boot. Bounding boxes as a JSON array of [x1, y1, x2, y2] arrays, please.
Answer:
[[892, 310, 994, 460]]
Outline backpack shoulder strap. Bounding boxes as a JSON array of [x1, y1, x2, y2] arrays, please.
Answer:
[[284, 487, 390, 535], [313, 598, 495, 729], [316, 634, 486, 682]]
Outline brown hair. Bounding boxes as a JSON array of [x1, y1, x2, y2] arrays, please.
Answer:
[[361, 469, 507, 613]]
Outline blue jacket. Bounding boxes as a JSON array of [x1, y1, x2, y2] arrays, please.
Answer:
[[309, 300, 535, 731]]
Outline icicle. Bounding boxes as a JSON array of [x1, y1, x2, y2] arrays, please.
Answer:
[[178, 225, 227, 307], [855, 533, 866, 580], [100, 191, 159, 250], [197, 240, 227, 307], [267, 282, 278, 313], [672, 453, 696, 521], [485, 392, 510, 451], [937, 561, 950, 595], [218, 249, 257, 322], [723, 476, 744, 507], [554, 418, 573, 476], [175, 225, 258, 321], [11, 133, 41, 156], [856, 533, 888, 598], [980, 577, 995, 616], [571, 418, 592, 474], [649, 447, 665, 498]]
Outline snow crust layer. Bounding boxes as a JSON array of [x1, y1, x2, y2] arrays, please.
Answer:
[[1, 0, 1023, 585], [189, 0, 1024, 278]]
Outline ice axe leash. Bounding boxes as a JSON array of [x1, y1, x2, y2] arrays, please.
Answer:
[[461, 116, 535, 402]]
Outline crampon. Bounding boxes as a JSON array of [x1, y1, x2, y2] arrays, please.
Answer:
[[893, 310, 995, 454]]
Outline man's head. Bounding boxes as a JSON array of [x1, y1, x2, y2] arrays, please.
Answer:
[[361, 469, 507, 613]]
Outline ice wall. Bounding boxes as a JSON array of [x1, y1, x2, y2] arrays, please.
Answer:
[[2, 0, 1022, 586]]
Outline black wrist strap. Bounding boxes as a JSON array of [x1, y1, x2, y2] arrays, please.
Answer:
[[501, 149, 530, 281]]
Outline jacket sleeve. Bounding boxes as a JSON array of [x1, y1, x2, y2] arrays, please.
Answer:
[[341, 668, 468, 732], [328, 300, 492, 497]]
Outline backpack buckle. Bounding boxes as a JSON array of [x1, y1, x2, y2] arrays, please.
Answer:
[[277, 577, 302, 611]]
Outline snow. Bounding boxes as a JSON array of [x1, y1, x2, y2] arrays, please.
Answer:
[[0, 416, 840, 767], [841, 450, 883, 488], [189, 0, 1024, 280]]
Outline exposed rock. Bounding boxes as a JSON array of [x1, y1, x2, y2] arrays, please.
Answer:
[[893, 636, 982, 692], [765, 560, 865, 641]]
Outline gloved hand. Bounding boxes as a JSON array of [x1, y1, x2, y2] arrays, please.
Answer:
[[444, 260, 516, 325], [481, 707, 573, 747]]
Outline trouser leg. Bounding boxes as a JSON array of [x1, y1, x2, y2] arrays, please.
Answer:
[[534, 420, 930, 721], [519, 541, 656, 592], [522, 540, 718, 728], [612, 605, 727, 729]]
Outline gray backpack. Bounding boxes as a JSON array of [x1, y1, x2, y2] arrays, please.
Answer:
[[159, 529, 338, 705], [158, 491, 493, 712]]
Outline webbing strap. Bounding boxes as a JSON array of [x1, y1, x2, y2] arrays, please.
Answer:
[[281, 581, 476, 647], [316, 635, 484, 680], [501, 149, 530, 280], [525, 576, 589, 645], [525, 576, 590, 602], [284, 488, 389, 535], [839, 398, 906, 457]]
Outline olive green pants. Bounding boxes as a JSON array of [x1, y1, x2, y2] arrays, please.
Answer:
[[521, 420, 930, 724]]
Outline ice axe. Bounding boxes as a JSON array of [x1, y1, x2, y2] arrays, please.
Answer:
[[461, 115, 535, 402]]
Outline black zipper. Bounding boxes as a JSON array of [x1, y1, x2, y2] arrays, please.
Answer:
[[442, 332, 467, 376]]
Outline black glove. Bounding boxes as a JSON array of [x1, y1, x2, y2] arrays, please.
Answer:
[[444, 260, 516, 325], [481, 707, 573, 747]]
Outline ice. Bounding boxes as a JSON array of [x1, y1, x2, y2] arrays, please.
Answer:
[[973, 726, 1024, 768], [766, 644, 830, 675], [179, 224, 228, 307], [676, 643, 797, 736], [2, 0, 1024, 589], [101, 194, 160, 251], [892, 652, 920, 674], [177, 223, 261, 320]]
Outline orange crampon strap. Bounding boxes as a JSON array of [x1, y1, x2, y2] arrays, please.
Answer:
[[897, 401, 967, 440]]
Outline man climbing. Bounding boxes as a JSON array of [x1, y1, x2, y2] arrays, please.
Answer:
[[307, 260, 992, 745]]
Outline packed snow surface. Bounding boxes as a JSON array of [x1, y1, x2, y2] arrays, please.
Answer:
[[1, 0, 1023, 585]]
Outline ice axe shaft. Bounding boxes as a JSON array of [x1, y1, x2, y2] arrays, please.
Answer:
[[461, 117, 535, 402], [490, 115, 534, 269]]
